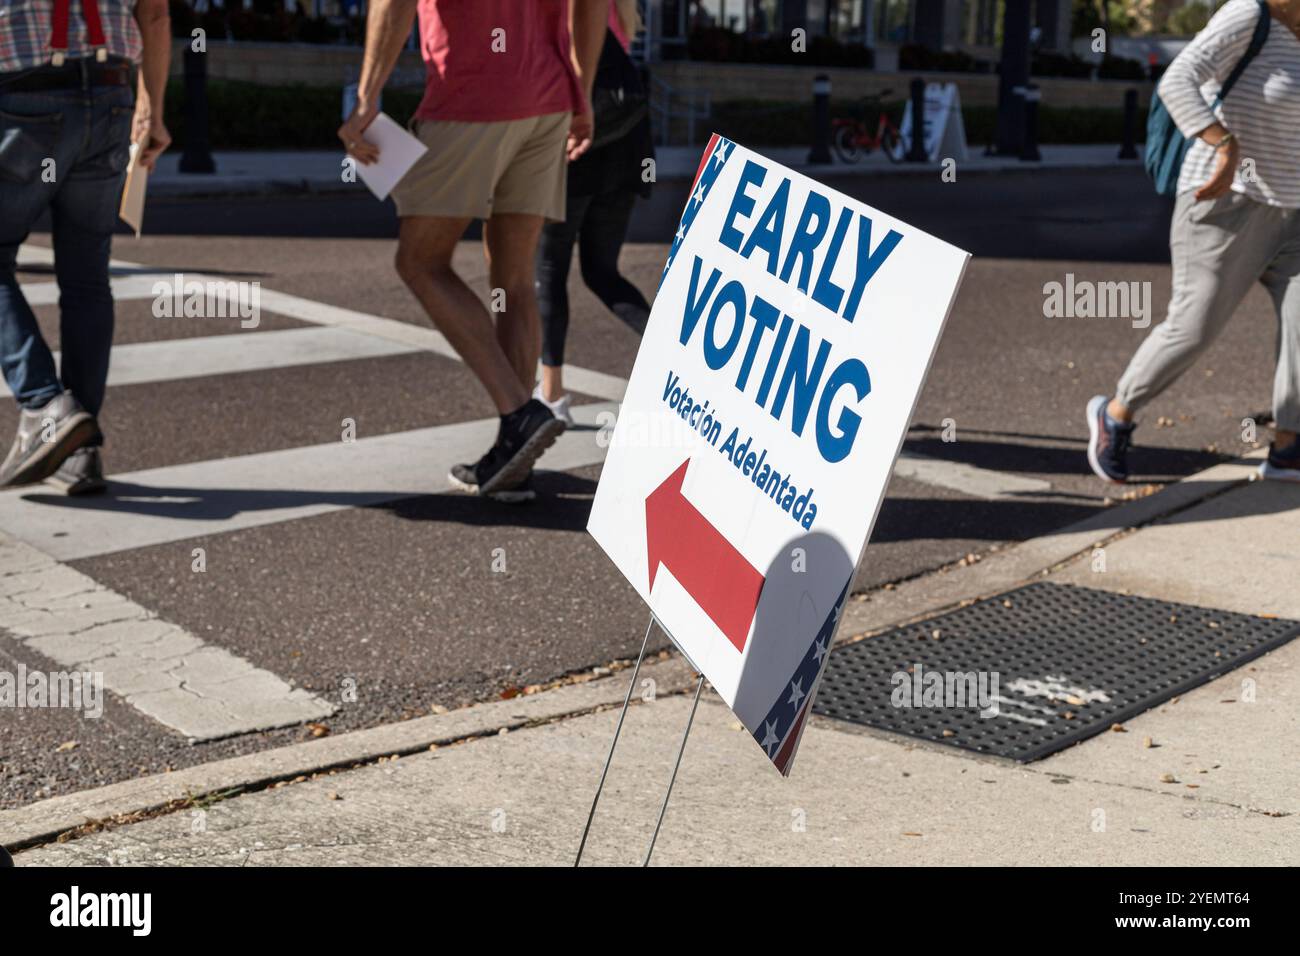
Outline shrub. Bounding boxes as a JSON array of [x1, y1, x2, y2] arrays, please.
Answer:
[[1098, 55, 1148, 80], [687, 27, 874, 68], [162, 78, 423, 150], [898, 44, 991, 73], [1031, 51, 1093, 78], [709, 98, 1143, 148]]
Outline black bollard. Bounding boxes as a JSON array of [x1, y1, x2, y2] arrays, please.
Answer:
[[1119, 88, 1139, 159], [808, 74, 832, 164], [179, 46, 216, 174], [906, 77, 928, 162], [1018, 83, 1041, 161]]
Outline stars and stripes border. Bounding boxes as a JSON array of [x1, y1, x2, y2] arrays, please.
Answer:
[[752, 581, 850, 776], [659, 133, 735, 290]]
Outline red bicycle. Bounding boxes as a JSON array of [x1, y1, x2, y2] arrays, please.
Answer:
[[831, 90, 905, 164]]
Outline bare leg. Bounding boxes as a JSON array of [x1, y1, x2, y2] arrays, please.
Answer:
[[540, 364, 564, 401], [395, 216, 529, 415], [482, 212, 544, 392]]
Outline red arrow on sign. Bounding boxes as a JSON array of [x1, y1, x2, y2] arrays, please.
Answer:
[[646, 459, 765, 653]]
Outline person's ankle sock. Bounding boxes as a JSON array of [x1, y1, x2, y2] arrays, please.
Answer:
[[1104, 407, 1133, 431], [499, 399, 543, 436]]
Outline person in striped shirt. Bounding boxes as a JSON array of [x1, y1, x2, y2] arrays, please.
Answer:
[[1087, 0, 1300, 484], [0, 0, 170, 493]]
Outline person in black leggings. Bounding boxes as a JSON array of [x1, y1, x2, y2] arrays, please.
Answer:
[[534, 24, 653, 424]]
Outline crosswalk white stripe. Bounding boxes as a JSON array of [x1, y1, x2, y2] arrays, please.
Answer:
[[0, 533, 334, 741], [255, 288, 633, 402], [0, 401, 618, 562], [0, 327, 419, 398], [895, 450, 1053, 499], [19, 274, 168, 308], [18, 250, 630, 403], [15, 245, 54, 266]]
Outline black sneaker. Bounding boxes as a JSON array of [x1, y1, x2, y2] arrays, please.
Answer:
[[47, 446, 107, 495], [479, 399, 565, 495], [1260, 437, 1300, 482], [448, 459, 538, 502], [1086, 394, 1135, 484], [0, 390, 100, 488]]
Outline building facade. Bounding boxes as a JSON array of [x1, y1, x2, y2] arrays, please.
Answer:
[[643, 0, 1074, 59]]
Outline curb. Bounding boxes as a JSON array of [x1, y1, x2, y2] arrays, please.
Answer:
[[1, 657, 696, 853]]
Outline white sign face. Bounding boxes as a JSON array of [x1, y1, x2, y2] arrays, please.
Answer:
[[587, 136, 969, 775]]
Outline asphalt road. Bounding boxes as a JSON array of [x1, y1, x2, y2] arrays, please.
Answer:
[[1, 165, 1280, 809]]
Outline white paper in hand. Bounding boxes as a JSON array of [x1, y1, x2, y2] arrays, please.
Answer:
[[118, 143, 147, 238], [352, 113, 427, 201]]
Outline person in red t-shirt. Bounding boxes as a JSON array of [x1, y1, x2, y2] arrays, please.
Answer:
[[339, 0, 608, 501]]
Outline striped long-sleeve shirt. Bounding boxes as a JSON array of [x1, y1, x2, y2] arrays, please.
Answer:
[[0, 0, 141, 74], [1160, 0, 1300, 207]]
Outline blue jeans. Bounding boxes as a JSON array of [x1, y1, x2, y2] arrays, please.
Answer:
[[0, 71, 134, 437]]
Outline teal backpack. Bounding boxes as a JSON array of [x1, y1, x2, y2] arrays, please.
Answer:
[[1145, 0, 1271, 196]]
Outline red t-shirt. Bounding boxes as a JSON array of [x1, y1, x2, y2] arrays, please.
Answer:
[[414, 0, 584, 123]]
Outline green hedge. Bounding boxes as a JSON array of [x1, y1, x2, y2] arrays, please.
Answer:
[[688, 27, 875, 68], [162, 78, 422, 150], [710, 99, 1144, 149], [161, 81, 1143, 151]]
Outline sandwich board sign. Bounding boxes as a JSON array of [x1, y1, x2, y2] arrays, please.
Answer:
[[587, 135, 968, 775], [898, 82, 969, 163]]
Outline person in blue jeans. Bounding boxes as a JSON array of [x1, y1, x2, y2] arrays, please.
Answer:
[[0, 0, 171, 493]]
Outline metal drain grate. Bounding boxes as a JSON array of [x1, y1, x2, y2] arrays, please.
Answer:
[[812, 581, 1300, 761]]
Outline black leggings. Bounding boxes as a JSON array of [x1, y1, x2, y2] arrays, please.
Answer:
[[536, 186, 650, 368]]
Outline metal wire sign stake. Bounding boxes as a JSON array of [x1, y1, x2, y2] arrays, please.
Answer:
[[574, 615, 705, 867]]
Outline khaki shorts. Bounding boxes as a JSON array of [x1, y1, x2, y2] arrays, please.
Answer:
[[390, 111, 570, 221]]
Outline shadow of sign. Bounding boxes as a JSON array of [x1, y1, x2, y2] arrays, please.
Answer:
[[728, 529, 855, 774]]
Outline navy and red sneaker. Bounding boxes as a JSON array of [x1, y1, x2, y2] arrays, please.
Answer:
[[1259, 437, 1300, 482], [1086, 395, 1135, 484]]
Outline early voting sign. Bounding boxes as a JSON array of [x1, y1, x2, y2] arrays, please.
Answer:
[[587, 136, 968, 775]]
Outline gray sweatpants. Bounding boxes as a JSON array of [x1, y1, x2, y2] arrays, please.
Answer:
[[1117, 190, 1300, 431]]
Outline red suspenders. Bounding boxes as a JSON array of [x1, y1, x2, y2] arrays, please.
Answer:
[[49, 0, 109, 66]]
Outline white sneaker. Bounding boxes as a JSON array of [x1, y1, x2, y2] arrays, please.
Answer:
[[532, 384, 574, 427]]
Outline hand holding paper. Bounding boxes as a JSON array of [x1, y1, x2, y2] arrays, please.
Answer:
[[346, 113, 427, 201], [118, 143, 147, 238]]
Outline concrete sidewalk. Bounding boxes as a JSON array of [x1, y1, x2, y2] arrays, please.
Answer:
[[147, 144, 1136, 198], [5, 456, 1297, 866]]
